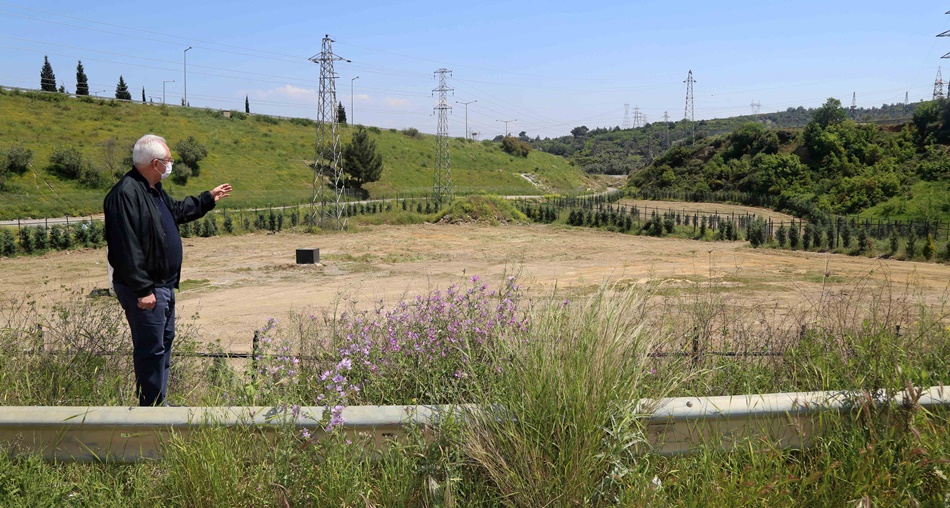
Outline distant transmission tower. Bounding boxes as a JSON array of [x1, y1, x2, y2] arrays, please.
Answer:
[[934, 67, 945, 100], [622, 103, 631, 130], [750, 100, 761, 120], [850, 92, 857, 119], [433, 68, 453, 204], [684, 70, 695, 121], [308, 35, 350, 230], [663, 111, 671, 148], [633, 105, 642, 128]]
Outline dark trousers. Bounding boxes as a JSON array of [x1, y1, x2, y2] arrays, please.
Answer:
[[113, 282, 175, 406]]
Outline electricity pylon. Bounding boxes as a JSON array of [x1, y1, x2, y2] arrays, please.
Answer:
[[433, 68, 453, 204], [308, 35, 349, 230]]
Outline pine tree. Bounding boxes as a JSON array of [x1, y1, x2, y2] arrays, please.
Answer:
[[115, 75, 131, 100], [245, 95, 250, 114], [75, 60, 89, 96], [40, 56, 57, 92], [337, 102, 347, 125], [342, 127, 383, 187]]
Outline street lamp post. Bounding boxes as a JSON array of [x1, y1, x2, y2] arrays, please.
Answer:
[[162, 80, 175, 104], [456, 100, 476, 139], [350, 76, 359, 125], [496, 119, 516, 137], [183, 46, 192, 106]]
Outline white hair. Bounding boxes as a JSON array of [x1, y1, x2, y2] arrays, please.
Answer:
[[131, 134, 168, 167]]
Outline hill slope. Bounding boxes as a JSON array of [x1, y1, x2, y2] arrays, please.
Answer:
[[0, 90, 592, 219]]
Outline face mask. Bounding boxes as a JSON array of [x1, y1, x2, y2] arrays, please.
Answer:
[[160, 161, 172, 180]]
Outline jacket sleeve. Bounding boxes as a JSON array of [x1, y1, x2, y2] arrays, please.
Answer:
[[167, 190, 216, 225], [104, 190, 153, 297]]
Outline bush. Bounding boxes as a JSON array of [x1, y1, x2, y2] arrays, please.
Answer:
[[788, 222, 800, 249], [18, 227, 34, 254], [747, 217, 767, 247], [48, 146, 107, 187], [5, 145, 33, 175], [31, 227, 49, 252], [171, 163, 193, 185], [906, 232, 918, 259], [0, 228, 16, 256], [776, 225, 787, 247], [175, 136, 209, 177], [501, 136, 531, 158], [922, 234, 935, 260], [401, 127, 421, 138]]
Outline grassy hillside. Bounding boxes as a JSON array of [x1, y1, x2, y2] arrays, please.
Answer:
[[0, 90, 591, 219]]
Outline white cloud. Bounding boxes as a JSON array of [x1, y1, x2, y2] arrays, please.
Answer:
[[382, 97, 411, 108], [257, 84, 318, 101]]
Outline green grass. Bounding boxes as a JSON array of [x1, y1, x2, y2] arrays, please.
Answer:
[[0, 90, 590, 219], [2, 270, 949, 505]]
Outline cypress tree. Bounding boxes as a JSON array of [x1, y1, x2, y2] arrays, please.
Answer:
[[142, 86, 146, 102], [40, 56, 57, 92], [337, 102, 347, 124], [75, 60, 89, 96], [245, 95, 250, 114], [115, 75, 131, 100]]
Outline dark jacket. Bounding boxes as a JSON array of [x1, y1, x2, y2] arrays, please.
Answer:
[[104, 168, 215, 297]]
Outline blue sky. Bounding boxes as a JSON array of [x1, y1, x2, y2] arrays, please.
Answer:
[[1, 1, 947, 139]]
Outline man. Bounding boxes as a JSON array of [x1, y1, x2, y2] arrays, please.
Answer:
[[104, 134, 231, 406]]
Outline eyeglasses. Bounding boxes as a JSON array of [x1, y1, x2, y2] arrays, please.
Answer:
[[152, 158, 174, 164]]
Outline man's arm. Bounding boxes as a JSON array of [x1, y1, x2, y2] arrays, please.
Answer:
[[166, 183, 231, 224]]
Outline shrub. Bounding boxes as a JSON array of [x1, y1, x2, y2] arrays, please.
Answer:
[[788, 222, 800, 249], [175, 136, 209, 177], [0, 228, 16, 256], [223, 214, 234, 234], [500, 136, 531, 158], [5, 145, 33, 175], [922, 234, 935, 260], [889, 230, 900, 255], [747, 217, 767, 247], [48, 146, 107, 187], [171, 164, 193, 185], [18, 227, 34, 254], [401, 127, 421, 138], [31, 227, 49, 252], [906, 232, 918, 259]]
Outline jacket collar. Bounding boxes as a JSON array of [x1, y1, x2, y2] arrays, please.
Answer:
[[127, 166, 163, 193]]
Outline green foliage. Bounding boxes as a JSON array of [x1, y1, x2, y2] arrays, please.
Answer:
[[336, 101, 346, 125], [4, 145, 34, 176], [342, 127, 383, 188], [810, 97, 848, 129], [75, 60, 89, 96], [114, 75, 131, 101], [48, 146, 108, 188], [40, 56, 56, 92], [401, 127, 421, 138], [174, 135, 209, 178], [923, 233, 935, 260], [501, 135, 531, 158], [437, 195, 527, 225], [748, 217, 768, 247], [0, 228, 15, 256]]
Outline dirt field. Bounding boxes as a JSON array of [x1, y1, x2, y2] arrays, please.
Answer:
[[2, 218, 949, 353]]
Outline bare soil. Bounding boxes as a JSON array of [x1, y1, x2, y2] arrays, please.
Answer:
[[2, 219, 948, 353]]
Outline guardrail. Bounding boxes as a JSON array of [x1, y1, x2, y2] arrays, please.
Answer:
[[1, 386, 947, 463]]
